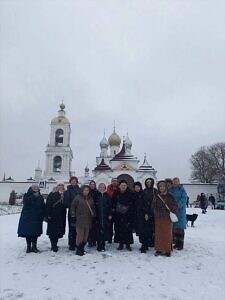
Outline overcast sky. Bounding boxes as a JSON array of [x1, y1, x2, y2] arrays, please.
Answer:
[[0, 0, 224, 183]]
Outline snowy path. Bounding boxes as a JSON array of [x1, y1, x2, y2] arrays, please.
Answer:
[[0, 208, 224, 300]]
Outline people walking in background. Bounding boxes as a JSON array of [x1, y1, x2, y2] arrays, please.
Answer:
[[70, 185, 96, 256], [169, 177, 187, 250], [209, 194, 216, 209], [152, 180, 178, 257], [46, 184, 66, 252], [107, 178, 119, 243], [95, 183, 112, 252], [112, 180, 135, 251], [17, 185, 45, 253], [64, 176, 80, 251], [134, 181, 154, 253], [200, 193, 208, 214], [186, 196, 190, 208]]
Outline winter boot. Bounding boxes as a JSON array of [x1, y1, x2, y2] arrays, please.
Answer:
[[31, 241, 40, 253], [76, 244, 84, 256], [165, 252, 171, 257], [140, 244, 146, 253], [26, 239, 32, 253], [50, 238, 58, 252], [154, 251, 162, 256], [175, 241, 184, 250], [117, 243, 124, 250], [126, 244, 132, 251]]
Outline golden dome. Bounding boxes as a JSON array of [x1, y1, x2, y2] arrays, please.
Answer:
[[51, 103, 70, 125], [51, 116, 70, 125], [108, 128, 121, 146]]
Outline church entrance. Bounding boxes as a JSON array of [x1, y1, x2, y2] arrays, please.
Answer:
[[117, 174, 135, 191]]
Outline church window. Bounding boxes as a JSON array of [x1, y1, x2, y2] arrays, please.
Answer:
[[55, 129, 64, 145], [53, 156, 62, 172]]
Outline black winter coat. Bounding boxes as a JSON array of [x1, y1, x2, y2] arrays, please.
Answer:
[[94, 192, 112, 241], [18, 188, 45, 237], [46, 192, 66, 238], [112, 189, 135, 244], [134, 191, 155, 245], [63, 185, 80, 209], [143, 187, 157, 216]]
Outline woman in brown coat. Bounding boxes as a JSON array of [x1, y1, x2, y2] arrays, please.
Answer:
[[70, 185, 95, 256], [152, 180, 178, 257]]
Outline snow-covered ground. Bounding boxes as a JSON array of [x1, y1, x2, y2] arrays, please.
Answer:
[[0, 204, 22, 216], [0, 208, 224, 300]]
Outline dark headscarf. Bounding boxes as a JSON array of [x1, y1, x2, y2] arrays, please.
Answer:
[[144, 178, 155, 189]]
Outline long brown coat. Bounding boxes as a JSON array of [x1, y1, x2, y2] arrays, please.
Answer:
[[151, 193, 178, 219], [70, 195, 95, 229]]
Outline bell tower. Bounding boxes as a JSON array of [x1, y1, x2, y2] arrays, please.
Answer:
[[43, 103, 73, 181]]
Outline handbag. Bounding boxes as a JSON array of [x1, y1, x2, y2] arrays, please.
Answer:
[[157, 194, 178, 223], [116, 202, 129, 214]]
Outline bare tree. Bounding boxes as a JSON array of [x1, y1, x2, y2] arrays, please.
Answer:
[[190, 143, 225, 183]]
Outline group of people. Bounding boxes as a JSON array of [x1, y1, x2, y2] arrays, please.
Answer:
[[17, 176, 188, 257], [197, 193, 216, 214]]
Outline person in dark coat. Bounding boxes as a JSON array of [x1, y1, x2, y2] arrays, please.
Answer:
[[63, 176, 80, 250], [107, 178, 119, 243], [18, 185, 45, 253], [199, 193, 208, 214], [88, 180, 98, 247], [70, 185, 96, 256], [209, 194, 216, 209], [143, 178, 157, 247], [95, 183, 112, 252], [134, 182, 154, 253], [46, 184, 67, 252], [112, 180, 135, 251]]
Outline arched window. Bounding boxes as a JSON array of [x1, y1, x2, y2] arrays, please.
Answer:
[[53, 156, 62, 172], [55, 129, 64, 145]]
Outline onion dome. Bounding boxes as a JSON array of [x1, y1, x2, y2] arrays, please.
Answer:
[[85, 165, 90, 173], [51, 103, 70, 125], [108, 127, 121, 147], [125, 133, 132, 149], [100, 134, 109, 148]]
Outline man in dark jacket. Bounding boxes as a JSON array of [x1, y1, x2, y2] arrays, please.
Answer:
[[113, 180, 135, 251], [143, 178, 157, 247], [64, 176, 80, 250]]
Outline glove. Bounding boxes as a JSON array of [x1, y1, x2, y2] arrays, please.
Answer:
[[145, 214, 149, 221]]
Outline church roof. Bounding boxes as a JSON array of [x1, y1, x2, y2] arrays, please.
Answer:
[[110, 142, 138, 161], [94, 159, 111, 171], [137, 155, 156, 172]]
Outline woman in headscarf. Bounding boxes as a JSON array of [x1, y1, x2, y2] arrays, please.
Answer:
[[46, 183, 67, 252], [143, 178, 157, 247], [18, 185, 45, 253], [134, 182, 153, 253], [95, 183, 112, 252], [112, 180, 135, 251], [87, 180, 98, 247], [152, 180, 178, 257]]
